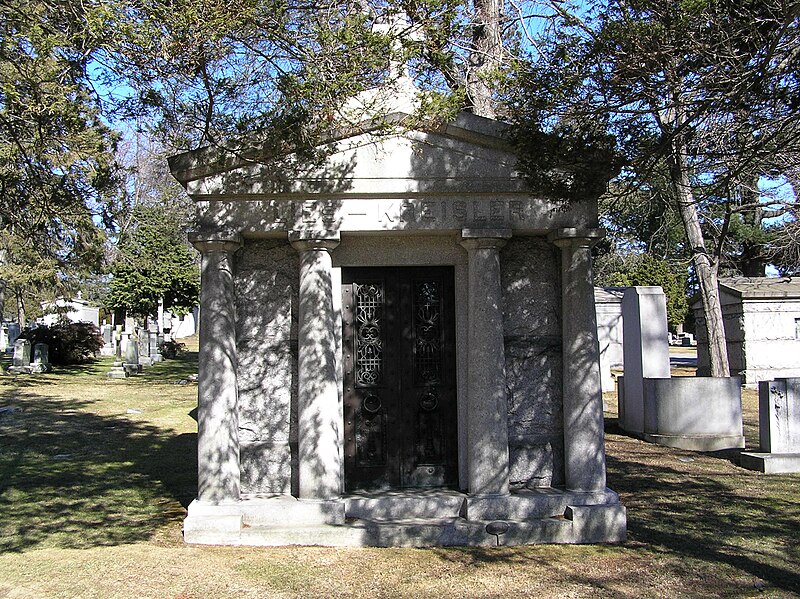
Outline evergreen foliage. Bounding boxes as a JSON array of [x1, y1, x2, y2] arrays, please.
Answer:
[[0, 0, 123, 320], [20, 321, 103, 365], [596, 253, 689, 330], [508, 0, 800, 375], [106, 204, 199, 318]]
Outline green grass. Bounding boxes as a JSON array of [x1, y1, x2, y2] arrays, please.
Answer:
[[0, 350, 198, 554], [0, 349, 798, 598]]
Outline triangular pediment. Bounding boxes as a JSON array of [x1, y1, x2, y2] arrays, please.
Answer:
[[169, 111, 527, 199]]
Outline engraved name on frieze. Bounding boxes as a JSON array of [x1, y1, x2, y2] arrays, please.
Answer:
[[291, 198, 531, 226]]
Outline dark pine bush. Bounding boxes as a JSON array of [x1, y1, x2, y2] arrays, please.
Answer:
[[20, 321, 104, 365]]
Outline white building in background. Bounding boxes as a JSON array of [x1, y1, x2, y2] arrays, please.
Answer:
[[161, 306, 199, 338], [595, 287, 625, 393], [694, 277, 800, 387], [40, 296, 100, 327]]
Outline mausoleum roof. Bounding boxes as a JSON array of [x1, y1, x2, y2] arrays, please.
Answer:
[[168, 86, 601, 235], [719, 277, 800, 300], [594, 287, 625, 303], [168, 97, 513, 188]]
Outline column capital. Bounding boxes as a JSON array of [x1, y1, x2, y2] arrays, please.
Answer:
[[547, 227, 605, 249], [289, 230, 341, 252], [459, 228, 512, 250], [189, 231, 242, 254]]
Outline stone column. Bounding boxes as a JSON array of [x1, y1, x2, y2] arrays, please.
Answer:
[[459, 229, 512, 497], [549, 228, 607, 492], [190, 232, 242, 504], [289, 230, 342, 499]]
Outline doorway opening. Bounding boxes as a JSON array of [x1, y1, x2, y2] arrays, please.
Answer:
[[342, 266, 458, 491]]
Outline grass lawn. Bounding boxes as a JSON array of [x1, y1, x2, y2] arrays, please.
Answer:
[[0, 344, 798, 598]]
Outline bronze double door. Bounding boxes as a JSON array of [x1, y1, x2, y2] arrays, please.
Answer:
[[342, 266, 458, 492]]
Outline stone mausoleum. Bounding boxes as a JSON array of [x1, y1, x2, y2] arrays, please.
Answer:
[[169, 97, 626, 546]]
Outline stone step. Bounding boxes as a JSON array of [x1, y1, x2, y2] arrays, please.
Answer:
[[343, 490, 466, 521], [348, 516, 575, 547], [229, 516, 577, 548]]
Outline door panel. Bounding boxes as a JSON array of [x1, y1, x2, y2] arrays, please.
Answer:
[[343, 267, 457, 491]]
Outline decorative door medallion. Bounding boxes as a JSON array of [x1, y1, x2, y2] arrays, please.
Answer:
[[342, 266, 457, 491]]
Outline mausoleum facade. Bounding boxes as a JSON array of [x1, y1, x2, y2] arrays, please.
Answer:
[[169, 108, 626, 546]]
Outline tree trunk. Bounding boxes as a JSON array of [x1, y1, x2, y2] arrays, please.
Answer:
[[16, 289, 25, 327], [737, 178, 767, 277], [0, 247, 5, 321], [668, 133, 730, 377], [468, 0, 503, 118]]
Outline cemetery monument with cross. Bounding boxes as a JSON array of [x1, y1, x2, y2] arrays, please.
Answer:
[[169, 23, 626, 546]]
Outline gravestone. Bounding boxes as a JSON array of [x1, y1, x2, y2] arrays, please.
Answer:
[[5, 323, 20, 353], [8, 339, 32, 373], [30, 343, 51, 373], [619, 287, 671, 434], [149, 332, 162, 363], [123, 332, 141, 375], [107, 326, 128, 379], [619, 287, 744, 450], [741, 378, 800, 473], [137, 328, 152, 366], [100, 324, 115, 356]]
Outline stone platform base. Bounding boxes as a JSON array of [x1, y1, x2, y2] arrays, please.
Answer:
[[8, 364, 50, 374], [643, 432, 745, 452], [183, 489, 626, 547], [740, 452, 800, 474]]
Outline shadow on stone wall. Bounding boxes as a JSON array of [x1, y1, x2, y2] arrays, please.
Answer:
[[235, 240, 300, 495]]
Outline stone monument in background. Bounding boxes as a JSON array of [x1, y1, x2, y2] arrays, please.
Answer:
[[619, 286, 744, 451], [619, 287, 671, 434], [741, 378, 800, 473]]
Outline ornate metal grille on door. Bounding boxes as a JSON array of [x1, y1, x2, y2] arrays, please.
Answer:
[[353, 281, 386, 467], [354, 282, 384, 386], [343, 267, 457, 491]]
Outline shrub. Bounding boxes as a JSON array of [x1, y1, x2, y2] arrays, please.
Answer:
[[20, 321, 103, 365], [159, 338, 186, 359]]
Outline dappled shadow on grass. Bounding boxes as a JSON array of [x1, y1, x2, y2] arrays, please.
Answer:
[[606, 430, 800, 594], [0, 390, 197, 552], [49, 360, 109, 377], [427, 545, 644, 597], [126, 352, 200, 386]]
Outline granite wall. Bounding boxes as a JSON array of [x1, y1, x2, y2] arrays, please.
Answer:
[[231, 234, 566, 494], [235, 239, 299, 495], [500, 237, 564, 488]]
